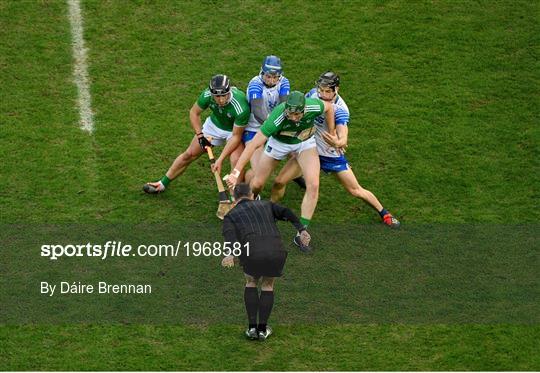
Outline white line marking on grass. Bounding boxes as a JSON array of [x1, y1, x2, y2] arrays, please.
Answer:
[[67, 0, 94, 133]]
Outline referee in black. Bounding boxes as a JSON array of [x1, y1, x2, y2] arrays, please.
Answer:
[[221, 183, 310, 341]]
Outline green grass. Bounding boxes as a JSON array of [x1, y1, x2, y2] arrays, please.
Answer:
[[2, 324, 538, 371], [0, 0, 538, 370]]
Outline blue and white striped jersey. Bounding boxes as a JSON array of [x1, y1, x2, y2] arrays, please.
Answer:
[[306, 88, 350, 158], [246, 75, 290, 131]]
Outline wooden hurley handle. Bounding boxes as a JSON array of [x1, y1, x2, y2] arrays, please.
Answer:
[[205, 146, 228, 195]]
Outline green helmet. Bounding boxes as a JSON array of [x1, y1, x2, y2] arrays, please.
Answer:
[[285, 91, 305, 113]]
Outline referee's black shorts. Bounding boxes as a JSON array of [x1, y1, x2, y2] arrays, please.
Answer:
[[241, 251, 288, 278]]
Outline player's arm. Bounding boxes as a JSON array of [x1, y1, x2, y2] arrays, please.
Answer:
[[247, 81, 266, 124], [226, 131, 268, 187], [189, 102, 204, 134], [250, 98, 267, 124], [322, 106, 349, 148], [278, 77, 290, 103], [323, 123, 348, 148], [322, 100, 336, 135], [213, 125, 245, 174], [190, 102, 212, 150], [227, 107, 281, 186]]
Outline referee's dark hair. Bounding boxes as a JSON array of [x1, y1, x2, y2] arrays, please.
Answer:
[[233, 183, 252, 200]]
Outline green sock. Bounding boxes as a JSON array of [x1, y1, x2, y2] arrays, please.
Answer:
[[160, 175, 171, 187], [300, 217, 310, 228]]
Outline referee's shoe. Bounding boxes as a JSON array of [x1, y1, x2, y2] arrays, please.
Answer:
[[258, 326, 272, 341], [245, 327, 258, 340]]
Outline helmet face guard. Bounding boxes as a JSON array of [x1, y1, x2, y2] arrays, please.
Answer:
[[285, 91, 305, 115], [209, 74, 231, 96], [260, 55, 283, 87]]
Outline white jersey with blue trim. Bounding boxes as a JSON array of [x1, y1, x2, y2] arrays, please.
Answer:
[[246, 75, 290, 132], [306, 88, 350, 158]]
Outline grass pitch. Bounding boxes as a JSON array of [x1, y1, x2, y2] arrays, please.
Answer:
[[0, 0, 538, 370]]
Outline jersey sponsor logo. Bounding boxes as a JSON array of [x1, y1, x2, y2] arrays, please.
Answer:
[[280, 131, 297, 137], [297, 127, 316, 141]]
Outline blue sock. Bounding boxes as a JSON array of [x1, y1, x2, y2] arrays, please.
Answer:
[[378, 208, 388, 218]]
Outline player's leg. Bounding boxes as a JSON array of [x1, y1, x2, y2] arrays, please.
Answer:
[[144, 117, 226, 193], [334, 168, 400, 228], [250, 153, 280, 197], [287, 153, 306, 189], [271, 157, 302, 202], [240, 130, 259, 184], [244, 273, 259, 339], [335, 168, 383, 210], [258, 276, 276, 340], [166, 136, 205, 179], [295, 147, 320, 227], [143, 135, 204, 193], [244, 145, 263, 184]]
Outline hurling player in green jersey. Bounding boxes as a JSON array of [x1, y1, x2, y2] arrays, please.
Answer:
[[143, 75, 250, 194], [226, 91, 335, 252]]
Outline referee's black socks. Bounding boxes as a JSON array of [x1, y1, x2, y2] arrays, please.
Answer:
[[258, 290, 274, 332], [244, 287, 259, 329]]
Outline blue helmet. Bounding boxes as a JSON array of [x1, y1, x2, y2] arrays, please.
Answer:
[[261, 55, 283, 76]]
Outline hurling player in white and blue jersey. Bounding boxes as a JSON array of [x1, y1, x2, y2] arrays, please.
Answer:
[[272, 71, 400, 228], [243, 56, 295, 184]]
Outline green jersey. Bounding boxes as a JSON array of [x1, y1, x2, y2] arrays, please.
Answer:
[[260, 98, 325, 144], [196, 87, 250, 131]]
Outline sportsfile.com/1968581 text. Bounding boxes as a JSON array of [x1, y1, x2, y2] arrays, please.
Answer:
[[40, 241, 249, 260]]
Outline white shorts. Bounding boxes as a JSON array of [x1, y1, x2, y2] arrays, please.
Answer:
[[263, 136, 317, 161], [201, 117, 234, 146]]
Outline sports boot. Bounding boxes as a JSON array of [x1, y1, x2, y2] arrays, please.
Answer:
[[258, 326, 272, 341], [245, 327, 258, 340], [143, 181, 165, 194], [383, 213, 400, 229], [293, 233, 312, 253]]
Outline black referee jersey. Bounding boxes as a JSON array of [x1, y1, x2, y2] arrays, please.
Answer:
[[222, 199, 304, 260]]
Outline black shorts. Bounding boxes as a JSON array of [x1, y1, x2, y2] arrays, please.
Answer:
[[242, 251, 287, 278]]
